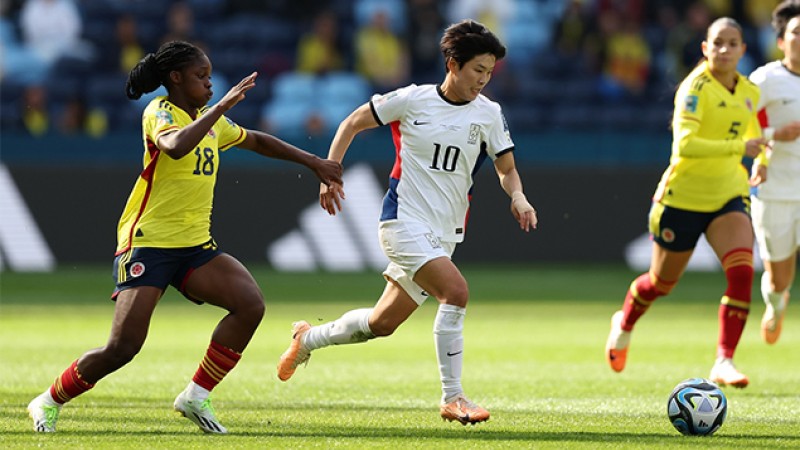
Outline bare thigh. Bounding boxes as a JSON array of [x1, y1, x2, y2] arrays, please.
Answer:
[[182, 253, 265, 351], [706, 211, 754, 259]]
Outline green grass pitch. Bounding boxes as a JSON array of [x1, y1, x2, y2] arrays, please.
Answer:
[[0, 264, 798, 448]]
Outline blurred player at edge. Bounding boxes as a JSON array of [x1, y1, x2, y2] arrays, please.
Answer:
[[276, 20, 537, 425], [748, 0, 800, 345], [604, 18, 766, 388], [26, 40, 343, 434]]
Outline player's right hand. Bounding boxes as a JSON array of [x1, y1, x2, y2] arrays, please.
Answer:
[[320, 181, 345, 215], [218, 72, 257, 111], [743, 137, 767, 159]]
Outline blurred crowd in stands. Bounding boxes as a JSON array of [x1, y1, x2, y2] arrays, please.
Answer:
[[0, 0, 786, 139]]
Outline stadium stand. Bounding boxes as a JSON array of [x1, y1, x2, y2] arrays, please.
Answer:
[[0, 0, 782, 143]]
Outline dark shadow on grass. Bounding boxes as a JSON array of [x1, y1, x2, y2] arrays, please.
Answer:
[[6, 400, 798, 444]]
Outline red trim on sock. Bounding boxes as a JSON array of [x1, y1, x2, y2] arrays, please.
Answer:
[[717, 249, 753, 359], [192, 341, 242, 391], [621, 272, 674, 331], [49, 360, 95, 404]]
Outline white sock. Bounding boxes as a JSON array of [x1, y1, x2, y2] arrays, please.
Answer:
[[39, 390, 60, 407], [302, 308, 375, 351], [761, 272, 786, 311], [185, 381, 209, 401], [434, 304, 465, 403]]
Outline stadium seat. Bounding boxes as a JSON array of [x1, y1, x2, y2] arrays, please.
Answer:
[[319, 72, 369, 107], [270, 73, 318, 104], [354, 0, 407, 33], [86, 74, 128, 107], [261, 99, 315, 134]]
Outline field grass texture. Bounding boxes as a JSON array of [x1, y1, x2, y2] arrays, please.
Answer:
[[0, 265, 798, 448]]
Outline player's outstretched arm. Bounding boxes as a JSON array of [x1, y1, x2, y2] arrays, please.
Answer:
[[239, 130, 343, 187]]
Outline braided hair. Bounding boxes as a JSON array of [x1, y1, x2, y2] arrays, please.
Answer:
[[439, 20, 506, 72], [125, 41, 205, 100]]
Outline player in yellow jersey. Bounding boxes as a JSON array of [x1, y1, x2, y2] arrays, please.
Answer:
[[604, 18, 767, 388], [27, 41, 343, 434]]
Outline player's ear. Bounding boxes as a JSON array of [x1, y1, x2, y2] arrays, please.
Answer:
[[446, 57, 457, 73], [169, 70, 182, 85]]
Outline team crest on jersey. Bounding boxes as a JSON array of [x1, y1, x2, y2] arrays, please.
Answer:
[[129, 261, 146, 278], [424, 233, 442, 249], [683, 95, 698, 113], [745, 98, 753, 112], [156, 109, 174, 126], [468, 123, 480, 144], [207, 128, 216, 138]]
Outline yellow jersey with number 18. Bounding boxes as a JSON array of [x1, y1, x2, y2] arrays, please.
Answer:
[[653, 61, 761, 212], [115, 97, 247, 254]]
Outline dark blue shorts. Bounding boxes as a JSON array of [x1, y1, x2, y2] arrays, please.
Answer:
[[648, 196, 751, 252], [112, 239, 222, 304]]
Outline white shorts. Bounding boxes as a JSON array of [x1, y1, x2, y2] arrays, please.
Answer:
[[751, 197, 800, 262], [379, 219, 456, 305]]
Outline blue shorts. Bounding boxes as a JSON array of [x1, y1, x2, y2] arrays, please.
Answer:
[[648, 196, 751, 252], [112, 239, 222, 304]]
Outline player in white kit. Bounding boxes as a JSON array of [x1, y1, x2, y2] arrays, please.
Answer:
[[276, 20, 537, 425], [749, 0, 800, 344]]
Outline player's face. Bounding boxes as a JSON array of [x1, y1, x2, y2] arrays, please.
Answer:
[[702, 25, 745, 75], [179, 54, 214, 109], [449, 53, 496, 102], [778, 16, 800, 67]]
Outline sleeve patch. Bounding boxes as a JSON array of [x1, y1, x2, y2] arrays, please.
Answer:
[[682, 95, 698, 114], [155, 109, 174, 126]]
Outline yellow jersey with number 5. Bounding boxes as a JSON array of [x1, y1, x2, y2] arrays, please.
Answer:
[[116, 97, 247, 254], [653, 61, 761, 212]]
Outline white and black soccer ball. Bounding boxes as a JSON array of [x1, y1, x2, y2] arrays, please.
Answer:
[[667, 378, 727, 436]]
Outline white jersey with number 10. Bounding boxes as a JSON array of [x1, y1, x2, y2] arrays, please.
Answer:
[[370, 84, 514, 243]]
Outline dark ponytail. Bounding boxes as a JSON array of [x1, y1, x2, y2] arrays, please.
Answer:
[[125, 41, 204, 100]]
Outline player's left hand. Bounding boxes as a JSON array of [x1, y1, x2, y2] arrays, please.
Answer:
[[511, 191, 537, 232], [749, 163, 767, 186]]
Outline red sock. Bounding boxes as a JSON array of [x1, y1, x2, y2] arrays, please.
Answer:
[[718, 248, 753, 359], [192, 341, 242, 391], [621, 272, 676, 331], [49, 360, 95, 404]]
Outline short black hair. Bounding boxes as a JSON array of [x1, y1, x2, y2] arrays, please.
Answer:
[[125, 41, 205, 100], [772, 0, 800, 40], [440, 20, 506, 72]]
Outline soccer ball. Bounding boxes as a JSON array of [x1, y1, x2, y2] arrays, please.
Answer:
[[667, 378, 727, 436]]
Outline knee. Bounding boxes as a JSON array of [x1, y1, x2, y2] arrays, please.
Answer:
[[369, 317, 399, 337], [438, 284, 469, 308], [238, 294, 265, 328], [766, 272, 792, 293]]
